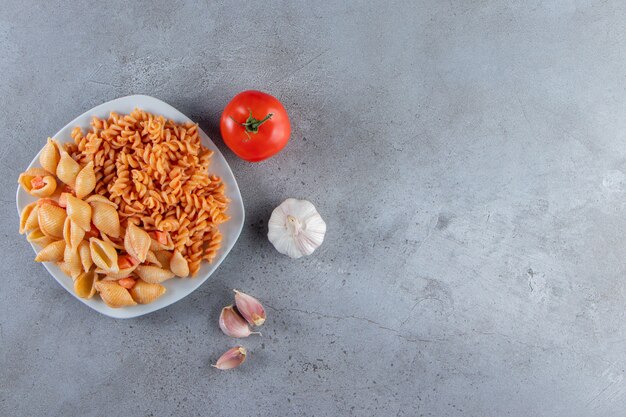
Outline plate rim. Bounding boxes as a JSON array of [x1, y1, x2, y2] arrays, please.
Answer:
[[15, 94, 245, 319]]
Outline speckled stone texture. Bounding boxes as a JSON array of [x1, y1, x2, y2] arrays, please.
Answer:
[[2, 1, 626, 416]]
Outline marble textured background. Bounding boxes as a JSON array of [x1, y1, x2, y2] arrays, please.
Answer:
[[2, 1, 626, 416]]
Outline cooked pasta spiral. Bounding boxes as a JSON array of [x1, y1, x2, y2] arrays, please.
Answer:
[[18, 109, 230, 308], [70, 109, 229, 274]]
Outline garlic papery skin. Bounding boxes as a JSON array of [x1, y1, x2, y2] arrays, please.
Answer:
[[267, 198, 326, 259], [211, 346, 247, 370], [219, 305, 261, 338], [234, 289, 266, 326]]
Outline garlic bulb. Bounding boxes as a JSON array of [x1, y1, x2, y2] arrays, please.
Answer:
[[267, 198, 326, 258]]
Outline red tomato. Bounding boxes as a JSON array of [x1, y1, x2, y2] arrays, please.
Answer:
[[58, 192, 70, 208], [84, 222, 100, 239], [151, 231, 168, 245], [58, 186, 75, 208], [118, 255, 139, 269], [117, 277, 136, 289], [30, 176, 45, 190], [220, 90, 291, 162]]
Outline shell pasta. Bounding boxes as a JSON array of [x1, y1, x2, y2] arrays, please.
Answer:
[[17, 109, 230, 308]]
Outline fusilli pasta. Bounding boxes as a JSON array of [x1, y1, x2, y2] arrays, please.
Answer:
[[67, 109, 229, 275]]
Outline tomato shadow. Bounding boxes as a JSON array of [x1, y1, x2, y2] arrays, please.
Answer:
[[194, 117, 231, 158]]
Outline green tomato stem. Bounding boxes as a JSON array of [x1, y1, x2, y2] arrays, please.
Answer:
[[230, 109, 273, 142]]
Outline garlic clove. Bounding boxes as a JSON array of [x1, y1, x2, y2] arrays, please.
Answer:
[[267, 198, 326, 258], [219, 305, 261, 338], [234, 289, 266, 327], [211, 346, 247, 370]]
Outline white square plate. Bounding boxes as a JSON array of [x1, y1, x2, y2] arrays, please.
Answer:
[[16, 95, 245, 319]]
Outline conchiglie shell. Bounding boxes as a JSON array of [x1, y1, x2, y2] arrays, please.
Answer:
[[145, 250, 161, 267], [91, 201, 121, 238], [89, 237, 119, 273], [37, 203, 67, 238], [169, 250, 189, 277], [154, 251, 172, 270], [95, 280, 136, 308], [124, 223, 151, 263], [96, 264, 137, 280], [149, 233, 175, 251], [34, 240, 66, 262], [99, 275, 120, 282], [39, 138, 60, 174], [19, 202, 38, 234], [63, 245, 82, 279], [27, 228, 54, 246], [74, 270, 97, 299], [63, 217, 85, 252], [24, 206, 40, 233], [100, 232, 124, 250], [29, 176, 57, 198], [17, 172, 33, 193], [129, 279, 166, 304], [65, 194, 92, 232], [134, 265, 175, 284], [85, 195, 118, 208], [18, 169, 56, 197], [18, 168, 48, 189], [75, 161, 96, 199], [57, 261, 73, 277], [78, 240, 93, 272], [56, 149, 81, 187]]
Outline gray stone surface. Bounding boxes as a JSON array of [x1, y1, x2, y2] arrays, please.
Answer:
[[1, 1, 626, 416]]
